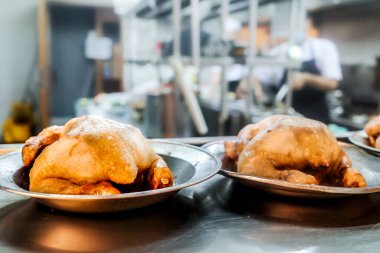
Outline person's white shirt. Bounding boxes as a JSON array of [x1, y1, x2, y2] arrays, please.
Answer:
[[253, 38, 342, 86]]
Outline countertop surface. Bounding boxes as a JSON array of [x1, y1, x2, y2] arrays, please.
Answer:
[[0, 144, 380, 252]]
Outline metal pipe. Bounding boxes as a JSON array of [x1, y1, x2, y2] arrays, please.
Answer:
[[297, 0, 307, 43], [127, 14, 137, 90], [289, 0, 299, 44], [285, 0, 298, 114], [171, 0, 207, 135], [285, 0, 300, 113], [191, 0, 200, 69], [170, 58, 208, 135], [245, 0, 258, 120], [218, 0, 230, 135], [172, 0, 181, 57], [221, 0, 229, 41]]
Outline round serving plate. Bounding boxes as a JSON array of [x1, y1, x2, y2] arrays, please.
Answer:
[[0, 140, 221, 213], [202, 140, 380, 198], [349, 130, 380, 157]]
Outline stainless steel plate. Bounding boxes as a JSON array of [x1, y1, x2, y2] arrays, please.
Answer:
[[0, 140, 221, 213], [349, 130, 380, 156], [202, 140, 380, 198]]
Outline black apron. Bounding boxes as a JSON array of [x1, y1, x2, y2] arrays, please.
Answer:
[[280, 46, 330, 124]]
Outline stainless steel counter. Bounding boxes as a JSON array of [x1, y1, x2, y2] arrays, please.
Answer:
[[1, 174, 380, 252], [0, 144, 380, 252]]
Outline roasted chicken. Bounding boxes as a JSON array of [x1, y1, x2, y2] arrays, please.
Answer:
[[23, 116, 174, 195], [225, 115, 366, 187], [364, 115, 380, 149]]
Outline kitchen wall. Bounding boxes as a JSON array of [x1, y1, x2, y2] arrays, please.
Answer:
[[316, 2, 380, 105], [0, 0, 38, 139], [50, 5, 95, 117], [318, 2, 380, 66]]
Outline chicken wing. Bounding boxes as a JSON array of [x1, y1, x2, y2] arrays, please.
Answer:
[[364, 115, 380, 149], [22, 125, 63, 166], [26, 116, 174, 195]]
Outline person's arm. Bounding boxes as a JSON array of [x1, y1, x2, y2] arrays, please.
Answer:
[[292, 72, 338, 91], [292, 39, 342, 91]]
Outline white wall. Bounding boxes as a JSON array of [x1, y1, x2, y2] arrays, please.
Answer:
[[319, 4, 380, 66], [0, 0, 38, 138]]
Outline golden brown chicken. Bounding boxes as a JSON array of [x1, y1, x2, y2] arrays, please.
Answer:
[[364, 115, 380, 149], [23, 116, 174, 195], [22, 125, 63, 166], [225, 115, 284, 161], [225, 115, 366, 187]]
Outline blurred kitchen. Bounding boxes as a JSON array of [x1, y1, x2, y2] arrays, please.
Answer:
[[1, 0, 380, 144]]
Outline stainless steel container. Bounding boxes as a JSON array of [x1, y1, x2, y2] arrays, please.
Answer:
[[144, 88, 175, 138]]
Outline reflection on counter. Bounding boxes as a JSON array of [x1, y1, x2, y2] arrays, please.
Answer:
[[2, 175, 380, 252]]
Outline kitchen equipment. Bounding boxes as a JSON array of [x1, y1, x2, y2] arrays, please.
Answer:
[[170, 57, 208, 135], [144, 88, 175, 138], [274, 84, 289, 104]]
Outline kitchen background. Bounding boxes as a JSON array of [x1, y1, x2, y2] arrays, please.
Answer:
[[1, 0, 380, 143]]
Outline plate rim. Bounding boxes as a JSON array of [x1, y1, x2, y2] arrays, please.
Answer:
[[202, 140, 380, 195], [348, 130, 380, 155], [0, 140, 221, 200]]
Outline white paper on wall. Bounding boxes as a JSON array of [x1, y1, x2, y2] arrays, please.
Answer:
[[85, 31, 113, 60]]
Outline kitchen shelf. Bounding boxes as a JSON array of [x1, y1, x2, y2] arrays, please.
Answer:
[[133, 0, 287, 19], [126, 56, 301, 68]]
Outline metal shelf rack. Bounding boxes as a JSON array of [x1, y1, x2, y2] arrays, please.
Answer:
[[126, 0, 307, 135]]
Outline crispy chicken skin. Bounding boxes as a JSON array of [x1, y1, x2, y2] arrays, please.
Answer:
[[225, 115, 366, 187], [364, 115, 380, 149], [225, 115, 285, 161], [25, 116, 174, 195], [22, 125, 63, 166]]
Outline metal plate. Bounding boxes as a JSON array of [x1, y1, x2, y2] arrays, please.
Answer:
[[0, 140, 221, 213], [202, 140, 380, 198], [349, 130, 380, 156]]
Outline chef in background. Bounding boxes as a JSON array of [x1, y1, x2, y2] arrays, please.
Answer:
[[239, 14, 342, 123]]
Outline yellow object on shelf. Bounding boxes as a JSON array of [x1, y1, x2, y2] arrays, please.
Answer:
[[2, 119, 32, 143], [2, 102, 35, 144]]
